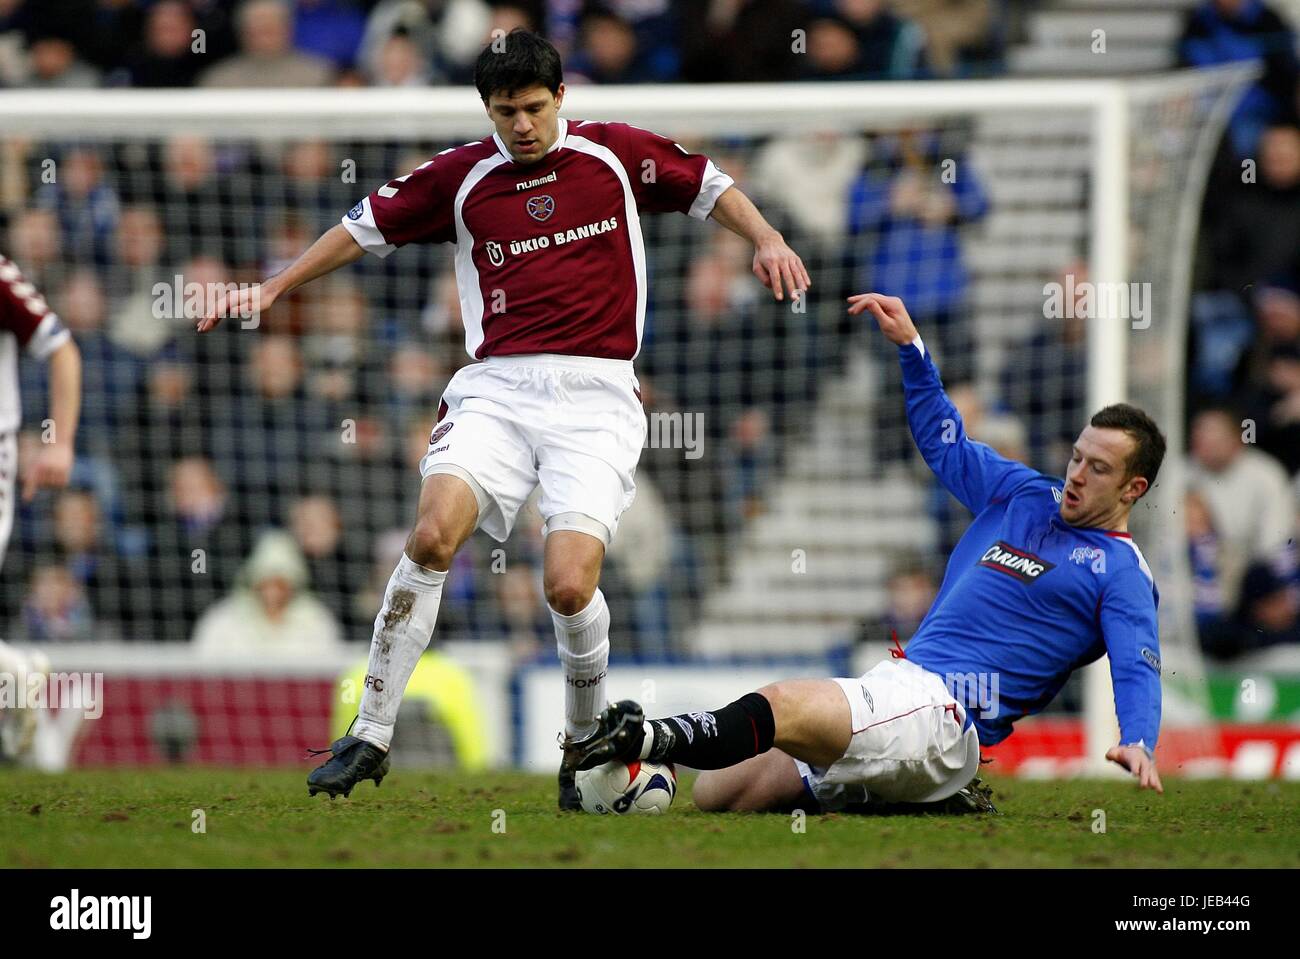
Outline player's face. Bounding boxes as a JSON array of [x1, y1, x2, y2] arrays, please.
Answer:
[[1061, 426, 1146, 527], [485, 84, 565, 165]]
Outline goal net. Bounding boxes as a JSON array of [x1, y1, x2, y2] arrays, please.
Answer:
[[0, 68, 1253, 771]]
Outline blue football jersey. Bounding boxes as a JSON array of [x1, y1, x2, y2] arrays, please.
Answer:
[[895, 339, 1162, 754]]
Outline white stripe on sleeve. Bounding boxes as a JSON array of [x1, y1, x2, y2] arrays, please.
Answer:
[[689, 159, 736, 220], [26, 312, 71, 361], [340, 196, 396, 258]]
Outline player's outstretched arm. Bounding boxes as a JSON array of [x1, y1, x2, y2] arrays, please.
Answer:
[[850, 292, 1037, 514], [1100, 566, 1163, 793], [23, 337, 80, 501], [709, 187, 811, 302], [197, 224, 365, 332]]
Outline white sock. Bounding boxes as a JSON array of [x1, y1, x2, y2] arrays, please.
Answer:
[[552, 589, 610, 740], [353, 554, 446, 751]]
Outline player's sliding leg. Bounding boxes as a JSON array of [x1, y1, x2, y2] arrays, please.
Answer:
[[653, 680, 850, 771], [572, 674, 993, 814], [543, 524, 612, 811], [307, 473, 480, 799], [569, 680, 852, 800]]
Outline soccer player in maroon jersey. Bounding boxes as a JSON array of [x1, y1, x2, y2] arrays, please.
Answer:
[[0, 253, 79, 766], [200, 29, 810, 807], [0, 253, 81, 572]]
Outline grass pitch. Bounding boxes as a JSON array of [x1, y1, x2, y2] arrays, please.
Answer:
[[3, 769, 1298, 868]]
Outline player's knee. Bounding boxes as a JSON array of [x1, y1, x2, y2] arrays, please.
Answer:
[[544, 576, 595, 615], [754, 683, 786, 723], [406, 517, 459, 570]]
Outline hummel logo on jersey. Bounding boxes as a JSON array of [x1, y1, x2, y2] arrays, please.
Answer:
[[978, 541, 1056, 583], [515, 171, 558, 191]]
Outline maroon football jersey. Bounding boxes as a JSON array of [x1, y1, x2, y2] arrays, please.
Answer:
[[342, 118, 733, 360], [1, 254, 69, 432]]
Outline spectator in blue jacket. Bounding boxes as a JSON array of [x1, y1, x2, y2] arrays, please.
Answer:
[[1178, 0, 1299, 157], [849, 129, 987, 396]]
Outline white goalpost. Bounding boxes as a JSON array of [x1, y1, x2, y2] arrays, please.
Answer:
[[0, 66, 1254, 773]]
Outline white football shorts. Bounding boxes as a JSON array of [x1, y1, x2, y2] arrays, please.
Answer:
[[419, 354, 647, 544], [795, 657, 982, 809], [0, 430, 15, 572]]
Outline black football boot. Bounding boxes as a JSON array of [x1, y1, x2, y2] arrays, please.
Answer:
[[557, 759, 583, 811], [307, 735, 391, 799], [941, 776, 998, 814], [561, 700, 646, 772]]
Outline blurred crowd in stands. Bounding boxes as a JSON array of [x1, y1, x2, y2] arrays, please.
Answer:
[[1, 0, 1299, 666], [0, 0, 1010, 90], [1183, 0, 1300, 660]]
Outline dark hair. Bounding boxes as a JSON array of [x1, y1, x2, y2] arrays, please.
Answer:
[[1089, 403, 1166, 494], [474, 28, 563, 103]]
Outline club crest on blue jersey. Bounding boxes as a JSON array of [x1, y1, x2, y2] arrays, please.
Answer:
[[1069, 546, 1107, 574], [526, 194, 555, 221]]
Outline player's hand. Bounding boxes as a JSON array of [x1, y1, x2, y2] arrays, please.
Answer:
[[1106, 745, 1164, 794], [21, 442, 74, 502], [752, 233, 811, 303], [848, 292, 919, 346], [196, 282, 273, 333]]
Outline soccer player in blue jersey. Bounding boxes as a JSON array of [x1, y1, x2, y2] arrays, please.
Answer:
[[565, 292, 1166, 812]]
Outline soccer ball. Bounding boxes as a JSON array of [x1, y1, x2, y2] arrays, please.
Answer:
[[575, 759, 677, 815]]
